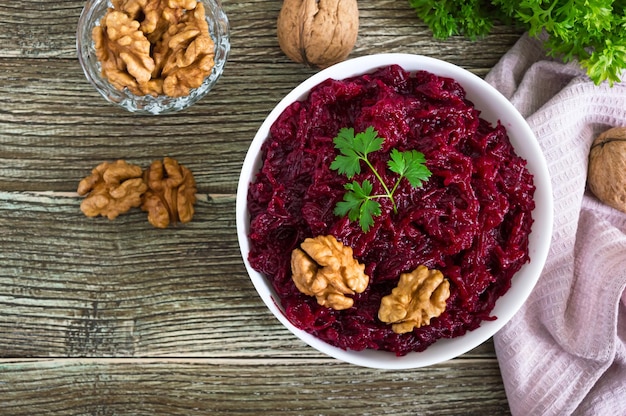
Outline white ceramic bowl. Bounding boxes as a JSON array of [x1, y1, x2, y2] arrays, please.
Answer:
[[236, 53, 553, 369]]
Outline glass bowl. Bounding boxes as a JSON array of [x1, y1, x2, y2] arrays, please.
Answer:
[[76, 0, 230, 115], [236, 53, 554, 369]]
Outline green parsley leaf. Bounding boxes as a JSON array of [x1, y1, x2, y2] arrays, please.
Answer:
[[388, 149, 432, 188], [581, 39, 626, 86], [357, 198, 381, 233], [353, 126, 385, 155], [333, 180, 381, 232], [330, 127, 384, 178]]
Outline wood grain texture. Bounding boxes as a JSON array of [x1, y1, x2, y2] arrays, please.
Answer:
[[0, 0, 524, 413], [0, 358, 510, 415], [0, 1, 523, 193]]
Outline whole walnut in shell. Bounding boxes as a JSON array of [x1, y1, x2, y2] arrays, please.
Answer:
[[588, 127, 626, 213], [277, 0, 359, 68]]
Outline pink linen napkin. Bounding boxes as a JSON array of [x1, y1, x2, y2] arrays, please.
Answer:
[[484, 34, 626, 415]]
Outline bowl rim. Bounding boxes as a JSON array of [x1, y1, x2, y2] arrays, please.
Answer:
[[236, 53, 553, 369]]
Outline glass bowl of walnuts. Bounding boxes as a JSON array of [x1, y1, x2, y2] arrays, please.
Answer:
[[77, 0, 230, 114]]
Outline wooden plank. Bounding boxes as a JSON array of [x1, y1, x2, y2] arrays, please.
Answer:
[[0, 58, 294, 193], [0, 190, 500, 360], [0, 1, 523, 193], [0, 358, 511, 415], [0, 1, 523, 62], [0, 192, 268, 357]]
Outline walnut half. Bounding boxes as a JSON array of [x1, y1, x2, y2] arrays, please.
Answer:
[[77, 160, 148, 220], [291, 235, 369, 310], [141, 157, 197, 228], [378, 265, 450, 334]]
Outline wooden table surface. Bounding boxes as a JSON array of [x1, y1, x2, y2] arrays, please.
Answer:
[[0, 1, 525, 414]]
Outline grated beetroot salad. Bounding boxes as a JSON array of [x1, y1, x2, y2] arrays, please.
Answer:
[[247, 65, 535, 356]]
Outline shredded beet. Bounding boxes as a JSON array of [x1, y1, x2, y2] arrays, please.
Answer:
[[247, 65, 535, 356]]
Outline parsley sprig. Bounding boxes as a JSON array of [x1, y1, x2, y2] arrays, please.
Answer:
[[409, 0, 626, 85], [330, 127, 431, 232]]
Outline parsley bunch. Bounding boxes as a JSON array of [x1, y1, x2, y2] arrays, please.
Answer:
[[330, 127, 431, 232], [408, 0, 626, 85]]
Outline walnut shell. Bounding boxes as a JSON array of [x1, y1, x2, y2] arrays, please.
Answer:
[[588, 127, 626, 213], [277, 0, 359, 69]]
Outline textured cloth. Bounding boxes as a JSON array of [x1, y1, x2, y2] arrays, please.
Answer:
[[484, 34, 626, 416]]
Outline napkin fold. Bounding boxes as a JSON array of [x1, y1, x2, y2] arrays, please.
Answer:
[[484, 34, 626, 416]]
